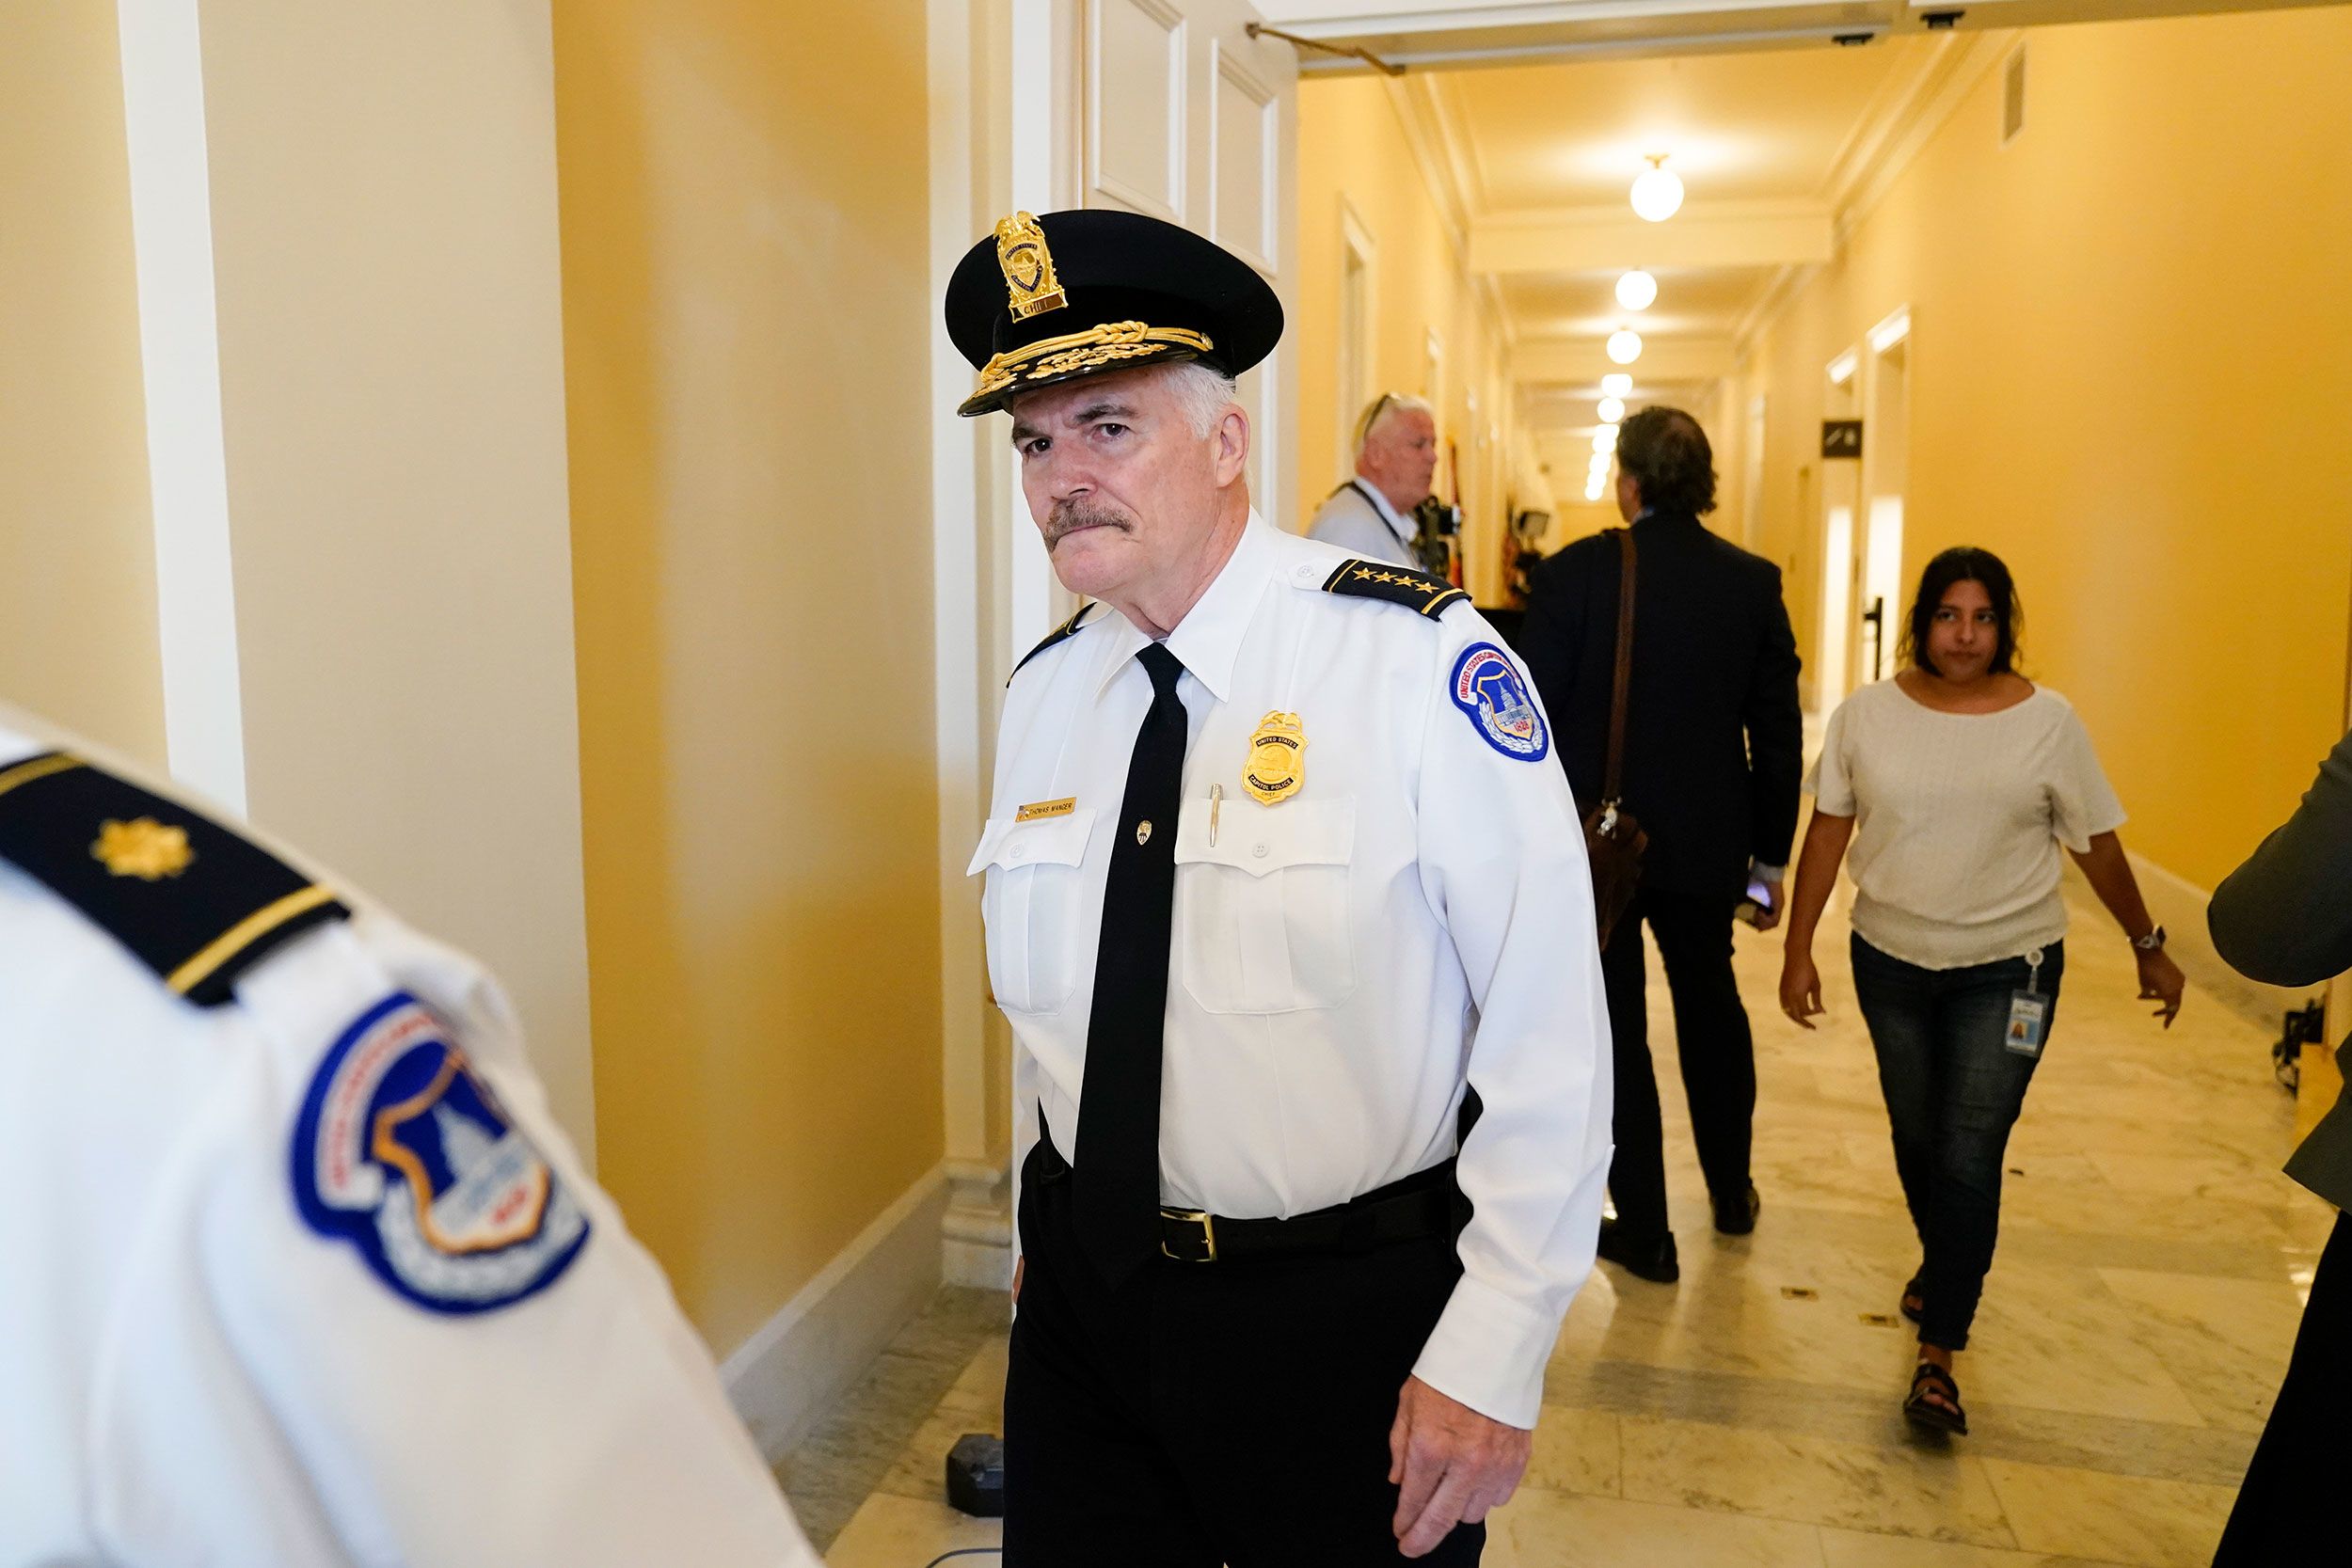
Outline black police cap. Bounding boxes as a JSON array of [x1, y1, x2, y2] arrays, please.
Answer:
[[945, 209, 1282, 418]]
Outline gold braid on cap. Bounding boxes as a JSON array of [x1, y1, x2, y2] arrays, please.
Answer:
[[971, 320, 1216, 405]]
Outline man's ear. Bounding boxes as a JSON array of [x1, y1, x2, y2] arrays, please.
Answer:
[[1213, 405, 1250, 487]]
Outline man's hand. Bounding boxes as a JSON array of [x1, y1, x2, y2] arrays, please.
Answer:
[[1388, 1376, 1531, 1557], [1012, 1257, 1025, 1304], [1753, 877, 1786, 932]]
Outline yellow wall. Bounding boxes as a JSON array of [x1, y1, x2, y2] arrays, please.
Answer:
[[1744, 7, 2352, 893], [0, 2, 164, 764], [554, 0, 944, 1353], [1295, 76, 1553, 602]]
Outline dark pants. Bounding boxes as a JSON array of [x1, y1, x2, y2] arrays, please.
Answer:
[[1598, 885, 1756, 1241], [1003, 1139, 1482, 1567], [2212, 1212, 2349, 1564], [1850, 935, 2063, 1351]]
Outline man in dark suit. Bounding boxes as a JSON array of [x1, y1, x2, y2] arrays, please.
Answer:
[[1518, 406, 1803, 1283]]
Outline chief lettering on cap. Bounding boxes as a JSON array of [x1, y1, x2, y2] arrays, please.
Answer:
[[945, 208, 1282, 418]]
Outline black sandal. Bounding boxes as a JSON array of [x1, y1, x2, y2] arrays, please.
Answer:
[[1904, 1360, 1967, 1434], [1899, 1274, 1925, 1325]]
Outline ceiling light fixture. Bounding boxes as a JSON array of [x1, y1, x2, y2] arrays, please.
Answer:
[[1597, 395, 1626, 423], [1607, 327, 1644, 365], [1593, 427, 1618, 453], [1614, 270, 1658, 311], [1630, 155, 1683, 223], [1600, 372, 1632, 398], [1588, 451, 1613, 475]]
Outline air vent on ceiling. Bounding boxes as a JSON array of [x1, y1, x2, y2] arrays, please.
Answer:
[[2001, 47, 2027, 147]]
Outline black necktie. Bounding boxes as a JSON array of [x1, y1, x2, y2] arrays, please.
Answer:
[[1073, 641, 1189, 1287]]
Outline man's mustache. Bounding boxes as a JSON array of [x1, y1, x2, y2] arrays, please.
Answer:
[[1045, 502, 1135, 547]]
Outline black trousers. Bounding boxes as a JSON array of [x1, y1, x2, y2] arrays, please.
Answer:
[[1598, 885, 1756, 1241], [2211, 1211, 2348, 1564], [1003, 1140, 1485, 1567]]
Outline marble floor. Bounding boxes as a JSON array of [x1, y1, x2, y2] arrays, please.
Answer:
[[799, 886, 2333, 1566]]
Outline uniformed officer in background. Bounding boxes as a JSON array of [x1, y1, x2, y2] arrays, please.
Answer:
[[952, 210, 1611, 1563], [1307, 390, 1444, 572], [0, 706, 819, 1566]]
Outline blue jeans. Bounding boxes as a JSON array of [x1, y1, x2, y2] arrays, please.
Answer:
[[1850, 935, 2065, 1352]]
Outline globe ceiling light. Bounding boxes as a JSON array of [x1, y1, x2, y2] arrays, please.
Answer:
[[1592, 426, 1618, 453], [1584, 475, 1608, 501], [1601, 372, 1633, 398], [1607, 326, 1644, 365], [1629, 155, 1684, 223], [1614, 269, 1659, 311], [1597, 395, 1626, 424], [1588, 451, 1613, 476]]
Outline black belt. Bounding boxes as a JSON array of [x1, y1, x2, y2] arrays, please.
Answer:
[[1156, 1160, 1459, 1265]]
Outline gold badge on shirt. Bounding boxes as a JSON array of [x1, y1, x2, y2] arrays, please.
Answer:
[[1242, 711, 1307, 805]]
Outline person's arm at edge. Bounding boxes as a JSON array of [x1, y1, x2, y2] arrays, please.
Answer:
[[1777, 806, 1854, 1029], [2209, 726, 2352, 988], [1391, 620, 1613, 1557]]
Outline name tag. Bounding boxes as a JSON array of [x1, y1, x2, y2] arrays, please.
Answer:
[[1015, 797, 1076, 823], [2004, 992, 2048, 1057]]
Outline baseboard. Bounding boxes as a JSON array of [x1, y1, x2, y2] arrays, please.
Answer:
[[2063, 852, 2319, 1033], [720, 1162, 949, 1465]]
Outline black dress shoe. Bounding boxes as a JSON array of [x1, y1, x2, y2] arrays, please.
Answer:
[[1596, 1218, 1679, 1283], [1712, 1183, 1761, 1236]]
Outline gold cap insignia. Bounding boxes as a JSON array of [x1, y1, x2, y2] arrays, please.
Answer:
[[93, 816, 196, 880], [1242, 712, 1307, 805], [994, 211, 1068, 321]]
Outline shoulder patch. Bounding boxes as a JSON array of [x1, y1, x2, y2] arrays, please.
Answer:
[[1320, 558, 1469, 618], [294, 992, 591, 1314], [1008, 602, 1103, 685], [1450, 642, 1549, 762], [0, 752, 348, 1006]]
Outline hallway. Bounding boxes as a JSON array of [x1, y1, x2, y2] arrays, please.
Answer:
[[809, 881, 2324, 1566]]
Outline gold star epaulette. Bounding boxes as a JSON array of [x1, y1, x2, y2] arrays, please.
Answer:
[[1319, 559, 1469, 618], [1008, 602, 1105, 685], [0, 752, 348, 1006]]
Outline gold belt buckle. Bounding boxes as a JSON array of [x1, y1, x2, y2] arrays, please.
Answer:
[[1159, 1207, 1218, 1263]]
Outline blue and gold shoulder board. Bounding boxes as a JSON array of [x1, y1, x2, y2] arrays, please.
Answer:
[[1320, 558, 1469, 618], [0, 752, 348, 1006], [1008, 602, 1104, 685]]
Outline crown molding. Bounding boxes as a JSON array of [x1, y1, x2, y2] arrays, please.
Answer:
[[1733, 26, 2016, 361]]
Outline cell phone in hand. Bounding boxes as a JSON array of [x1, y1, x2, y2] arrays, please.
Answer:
[[1735, 875, 1774, 928]]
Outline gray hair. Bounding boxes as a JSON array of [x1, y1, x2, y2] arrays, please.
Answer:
[[1353, 390, 1435, 458], [1161, 359, 1240, 439]]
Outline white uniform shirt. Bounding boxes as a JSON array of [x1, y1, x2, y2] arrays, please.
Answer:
[[0, 715, 818, 1568], [1306, 479, 1422, 569], [969, 515, 1613, 1428]]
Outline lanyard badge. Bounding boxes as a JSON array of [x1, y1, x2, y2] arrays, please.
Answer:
[[2005, 948, 2048, 1058]]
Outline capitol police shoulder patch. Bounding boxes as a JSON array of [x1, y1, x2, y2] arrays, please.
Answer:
[[293, 993, 590, 1313], [1451, 641, 1549, 762]]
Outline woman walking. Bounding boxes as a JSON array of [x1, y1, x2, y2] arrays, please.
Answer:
[[1777, 547, 2185, 1433]]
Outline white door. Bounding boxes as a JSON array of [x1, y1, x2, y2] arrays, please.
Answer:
[[1859, 313, 1913, 685], [1082, 0, 1299, 522]]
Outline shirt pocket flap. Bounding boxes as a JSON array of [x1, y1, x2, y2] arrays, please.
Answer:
[[966, 809, 1098, 877], [1174, 798, 1354, 879]]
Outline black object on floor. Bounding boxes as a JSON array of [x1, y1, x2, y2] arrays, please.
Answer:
[[1596, 1217, 1680, 1283], [946, 1433, 1006, 1517]]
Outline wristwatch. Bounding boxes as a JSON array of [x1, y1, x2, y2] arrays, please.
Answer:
[[2132, 926, 2168, 953]]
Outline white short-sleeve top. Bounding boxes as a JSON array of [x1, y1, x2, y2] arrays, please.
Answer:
[[1805, 680, 2127, 969]]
